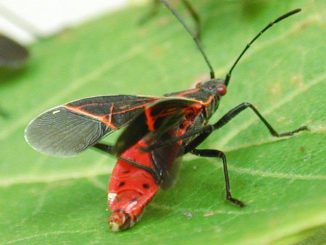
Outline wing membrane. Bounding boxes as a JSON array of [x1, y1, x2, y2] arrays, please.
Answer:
[[151, 133, 183, 189]]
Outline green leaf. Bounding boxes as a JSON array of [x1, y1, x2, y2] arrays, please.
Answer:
[[0, 0, 325, 244]]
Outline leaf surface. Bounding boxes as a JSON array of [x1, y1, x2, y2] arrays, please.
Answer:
[[0, 0, 325, 244]]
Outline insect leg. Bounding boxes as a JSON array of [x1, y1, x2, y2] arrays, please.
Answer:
[[212, 102, 308, 136], [93, 143, 162, 184], [190, 148, 245, 207], [184, 102, 307, 151], [120, 157, 162, 183], [93, 143, 114, 155], [149, 102, 307, 152]]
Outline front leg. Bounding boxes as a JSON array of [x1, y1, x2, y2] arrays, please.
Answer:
[[149, 102, 308, 152], [184, 102, 308, 152], [93, 142, 114, 155], [93, 142, 162, 184]]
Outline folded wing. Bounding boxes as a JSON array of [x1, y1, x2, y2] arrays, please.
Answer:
[[25, 95, 159, 156]]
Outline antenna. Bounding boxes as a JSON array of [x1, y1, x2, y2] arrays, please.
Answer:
[[225, 8, 301, 86], [160, 0, 215, 79]]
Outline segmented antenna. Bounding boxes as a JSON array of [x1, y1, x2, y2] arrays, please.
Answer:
[[160, 0, 215, 79], [225, 8, 301, 86]]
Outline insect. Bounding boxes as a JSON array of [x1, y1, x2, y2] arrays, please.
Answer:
[[25, 0, 307, 231], [140, 0, 201, 39], [0, 34, 29, 69]]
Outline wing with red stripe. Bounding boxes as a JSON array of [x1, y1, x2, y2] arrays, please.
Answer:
[[114, 97, 202, 156], [25, 95, 159, 157]]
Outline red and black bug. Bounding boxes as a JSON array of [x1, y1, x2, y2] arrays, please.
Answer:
[[25, 0, 307, 231]]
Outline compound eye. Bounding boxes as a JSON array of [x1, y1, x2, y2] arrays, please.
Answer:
[[217, 84, 227, 96]]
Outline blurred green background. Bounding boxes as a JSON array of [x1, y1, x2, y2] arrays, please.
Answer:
[[0, 0, 325, 244]]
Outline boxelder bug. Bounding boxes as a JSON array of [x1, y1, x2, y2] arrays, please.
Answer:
[[25, 0, 307, 231]]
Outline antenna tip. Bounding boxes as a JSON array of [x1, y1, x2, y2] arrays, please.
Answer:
[[286, 8, 302, 17], [292, 8, 302, 14]]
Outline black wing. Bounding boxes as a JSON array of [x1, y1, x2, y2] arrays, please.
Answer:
[[151, 132, 183, 189], [113, 97, 200, 156], [25, 95, 160, 156]]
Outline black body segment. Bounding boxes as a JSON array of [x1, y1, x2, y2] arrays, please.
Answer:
[[0, 34, 29, 68]]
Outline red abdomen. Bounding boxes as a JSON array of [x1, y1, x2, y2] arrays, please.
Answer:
[[108, 140, 159, 231]]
